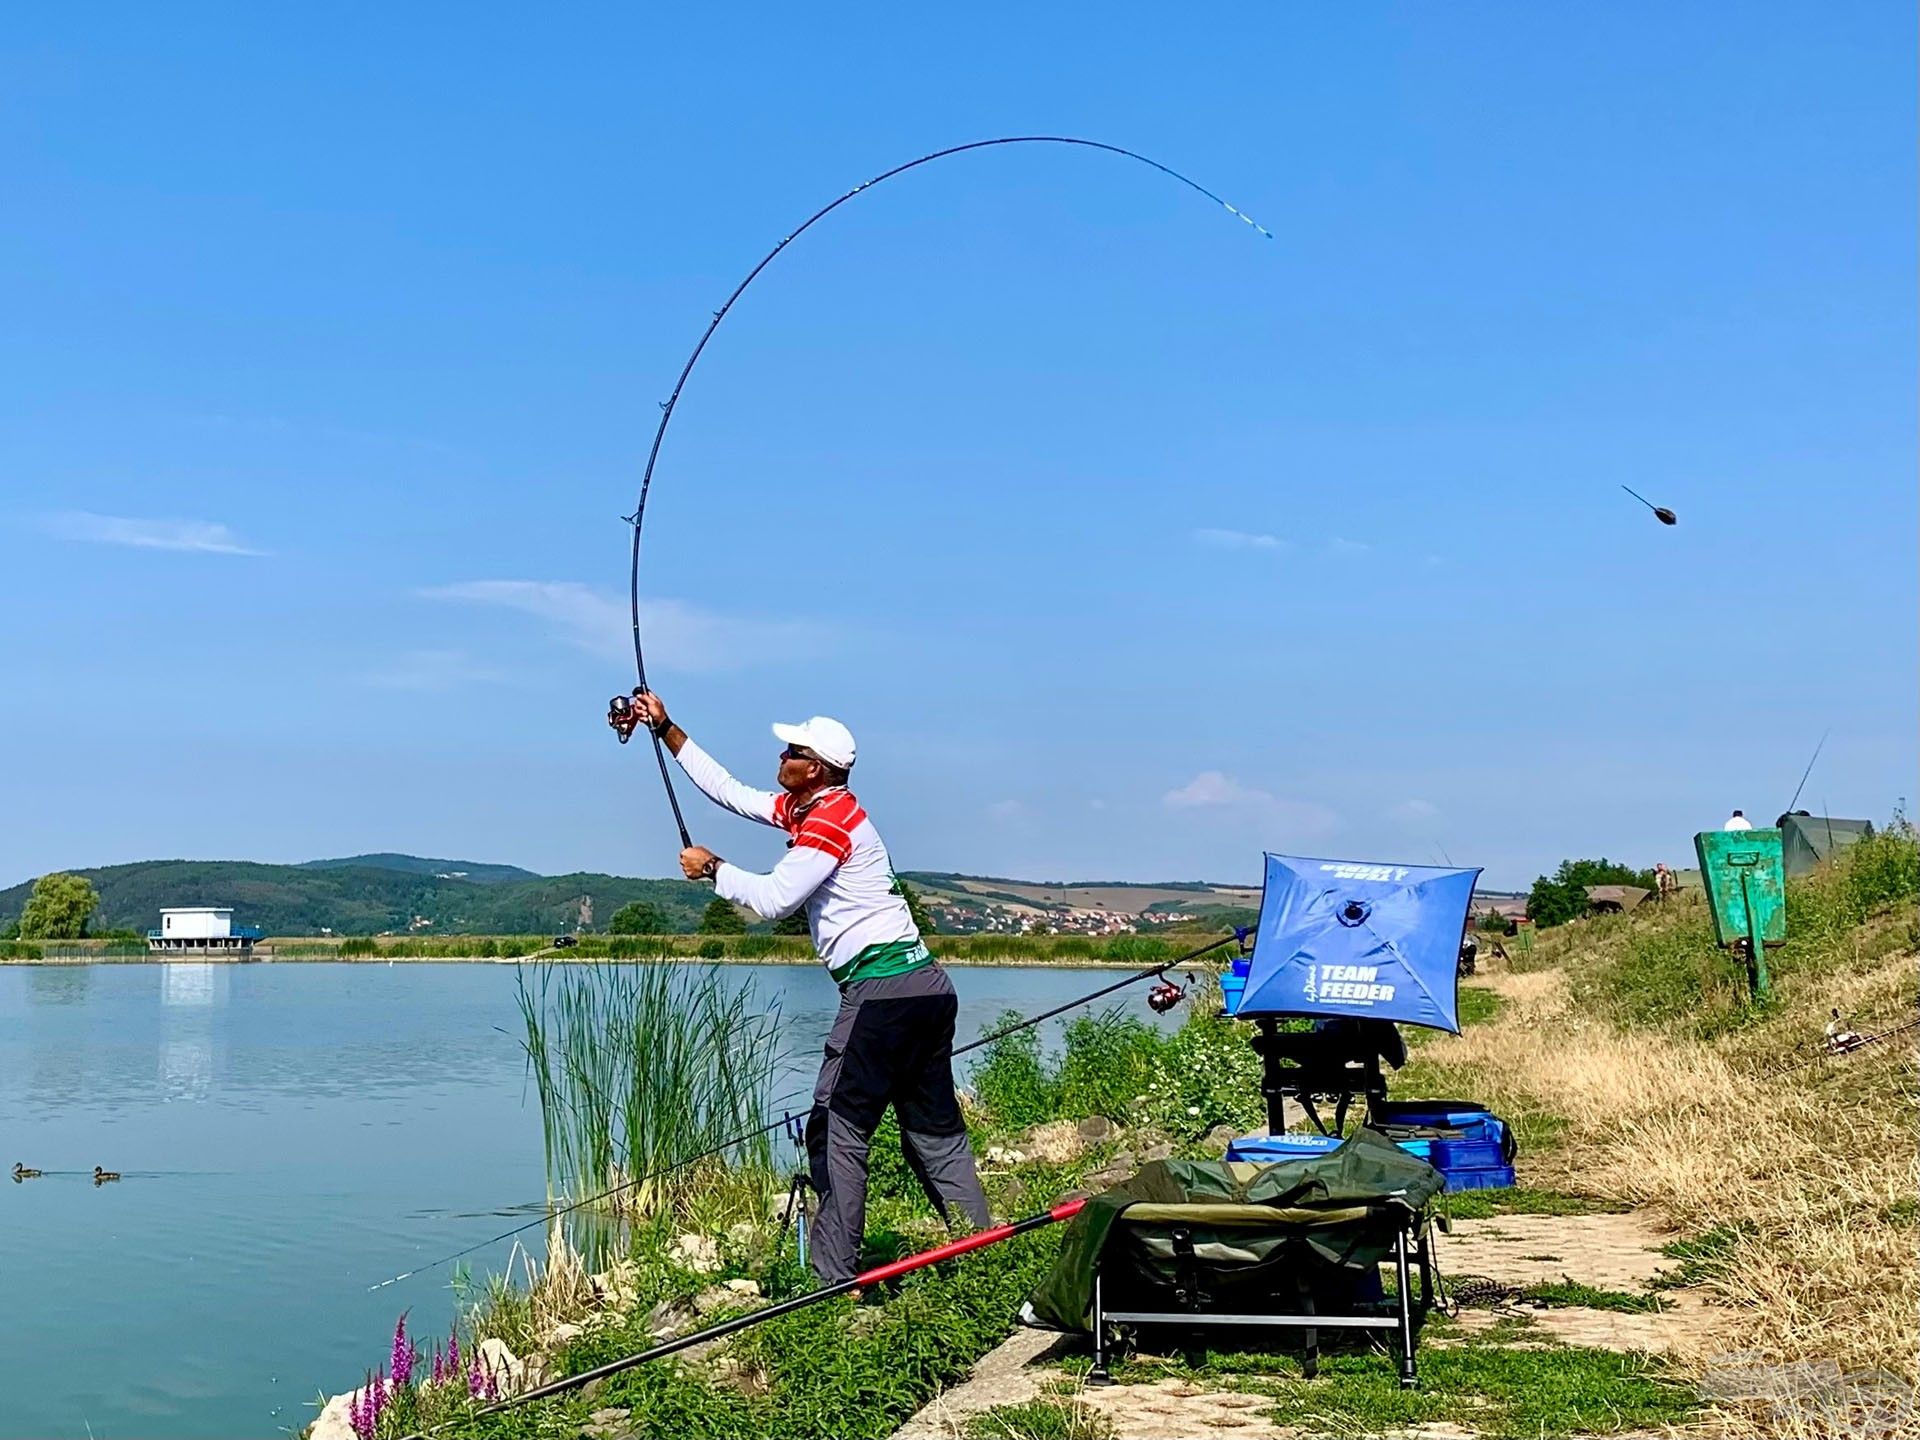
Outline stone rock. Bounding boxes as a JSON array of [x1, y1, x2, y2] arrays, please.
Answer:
[[1083, 1167, 1130, 1191], [580, 1404, 633, 1436], [308, 1389, 358, 1440], [692, 1284, 745, 1317], [669, 1232, 721, 1272], [984, 1145, 1029, 1164], [1076, 1115, 1119, 1144], [1022, 1120, 1085, 1164], [723, 1278, 762, 1297], [476, 1337, 526, 1396], [544, 1320, 585, 1347], [1108, 1150, 1136, 1171], [1202, 1124, 1239, 1154], [726, 1220, 757, 1248], [645, 1297, 695, 1338], [591, 1257, 641, 1308], [1142, 1141, 1174, 1162]]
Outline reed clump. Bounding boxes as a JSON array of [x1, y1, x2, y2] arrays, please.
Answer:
[[515, 961, 782, 1263]]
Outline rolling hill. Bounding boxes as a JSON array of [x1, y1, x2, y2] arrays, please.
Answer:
[[0, 854, 1264, 939], [0, 855, 710, 937]]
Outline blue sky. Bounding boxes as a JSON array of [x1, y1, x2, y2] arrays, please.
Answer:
[[2, 4, 1912, 892]]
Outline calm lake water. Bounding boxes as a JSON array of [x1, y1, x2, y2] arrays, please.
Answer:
[[0, 961, 1147, 1439]]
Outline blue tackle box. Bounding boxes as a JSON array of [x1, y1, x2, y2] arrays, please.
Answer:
[[1225, 1099, 1517, 1192]]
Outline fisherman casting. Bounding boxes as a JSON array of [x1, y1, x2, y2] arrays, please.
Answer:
[[629, 691, 991, 1285]]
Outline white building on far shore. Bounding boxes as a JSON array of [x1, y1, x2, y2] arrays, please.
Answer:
[[148, 907, 262, 956]]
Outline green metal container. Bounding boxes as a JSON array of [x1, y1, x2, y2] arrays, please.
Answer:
[[1693, 828, 1787, 998]]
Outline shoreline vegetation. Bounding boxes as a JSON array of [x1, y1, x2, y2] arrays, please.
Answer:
[[0, 931, 1226, 968], [304, 828, 1917, 1440]]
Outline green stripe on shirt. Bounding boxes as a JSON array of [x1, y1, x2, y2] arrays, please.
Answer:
[[834, 938, 934, 984]]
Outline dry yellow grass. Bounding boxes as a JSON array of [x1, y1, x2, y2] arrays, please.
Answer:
[[1418, 910, 1916, 1414]]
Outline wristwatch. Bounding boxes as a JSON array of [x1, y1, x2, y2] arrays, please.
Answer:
[[701, 855, 722, 881]]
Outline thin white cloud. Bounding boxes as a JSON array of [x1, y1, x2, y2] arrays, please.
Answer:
[[418, 580, 827, 673], [1163, 770, 1337, 834], [1193, 527, 1286, 552], [44, 510, 266, 556], [358, 649, 510, 692], [1392, 799, 1440, 824]]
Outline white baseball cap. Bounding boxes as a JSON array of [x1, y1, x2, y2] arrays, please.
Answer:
[[772, 716, 856, 770]]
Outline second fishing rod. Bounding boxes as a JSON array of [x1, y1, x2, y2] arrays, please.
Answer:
[[369, 929, 1239, 1291]]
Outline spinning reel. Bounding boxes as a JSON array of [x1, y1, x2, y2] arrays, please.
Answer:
[[1147, 974, 1195, 1014], [607, 687, 649, 744]]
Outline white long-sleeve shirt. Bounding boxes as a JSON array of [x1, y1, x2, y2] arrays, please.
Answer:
[[674, 739, 921, 980]]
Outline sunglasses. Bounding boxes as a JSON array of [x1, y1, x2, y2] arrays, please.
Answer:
[[780, 745, 820, 764]]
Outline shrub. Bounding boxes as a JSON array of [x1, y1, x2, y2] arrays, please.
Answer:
[[1054, 1010, 1164, 1125], [1841, 823, 1919, 918], [697, 938, 727, 960], [1527, 858, 1656, 929], [1135, 986, 1264, 1138], [968, 1012, 1057, 1127]]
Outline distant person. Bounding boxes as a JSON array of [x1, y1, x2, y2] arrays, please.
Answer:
[[1457, 933, 1478, 976], [1723, 810, 1754, 831], [1654, 862, 1677, 901], [628, 691, 990, 1287]]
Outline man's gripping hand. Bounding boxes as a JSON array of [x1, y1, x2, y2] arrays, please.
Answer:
[[680, 846, 720, 881], [633, 691, 671, 735]]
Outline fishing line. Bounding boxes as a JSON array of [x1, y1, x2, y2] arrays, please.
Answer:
[[366, 932, 1235, 1291], [1784, 729, 1830, 816], [620, 137, 1272, 849]]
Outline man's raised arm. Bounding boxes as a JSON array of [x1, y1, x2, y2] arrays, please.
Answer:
[[633, 692, 781, 827]]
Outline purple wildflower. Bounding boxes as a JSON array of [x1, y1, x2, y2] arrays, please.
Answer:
[[430, 1340, 445, 1387], [389, 1311, 417, 1390], [446, 1325, 461, 1381], [467, 1351, 485, 1399], [349, 1371, 375, 1440]]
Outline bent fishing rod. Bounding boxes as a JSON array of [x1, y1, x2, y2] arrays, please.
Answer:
[[398, 1194, 1089, 1438], [369, 931, 1237, 1290], [608, 136, 1272, 848]]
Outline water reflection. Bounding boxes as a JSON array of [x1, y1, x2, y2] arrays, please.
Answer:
[[160, 1034, 214, 1102], [25, 964, 92, 1005], [162, 963, 224, 1008]]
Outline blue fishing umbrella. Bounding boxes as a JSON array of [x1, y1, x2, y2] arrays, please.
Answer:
[[1235, 853, 1482, 1033]]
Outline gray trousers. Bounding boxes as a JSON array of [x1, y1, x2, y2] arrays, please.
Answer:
[[805, 963, 991, 1285]]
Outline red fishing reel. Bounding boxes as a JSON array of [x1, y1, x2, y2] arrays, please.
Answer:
[[1146, 979, 1186, 1014], [607, 687, 647, 744]]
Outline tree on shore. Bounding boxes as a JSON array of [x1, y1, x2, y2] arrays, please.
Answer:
[[608, 901, 668, 935], [697, 897, 748, 935], [18, 873, 101, 940], [1526, 858, 1657, 928], [894, 878, 936, 935], [773, 912, 810, 936]]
